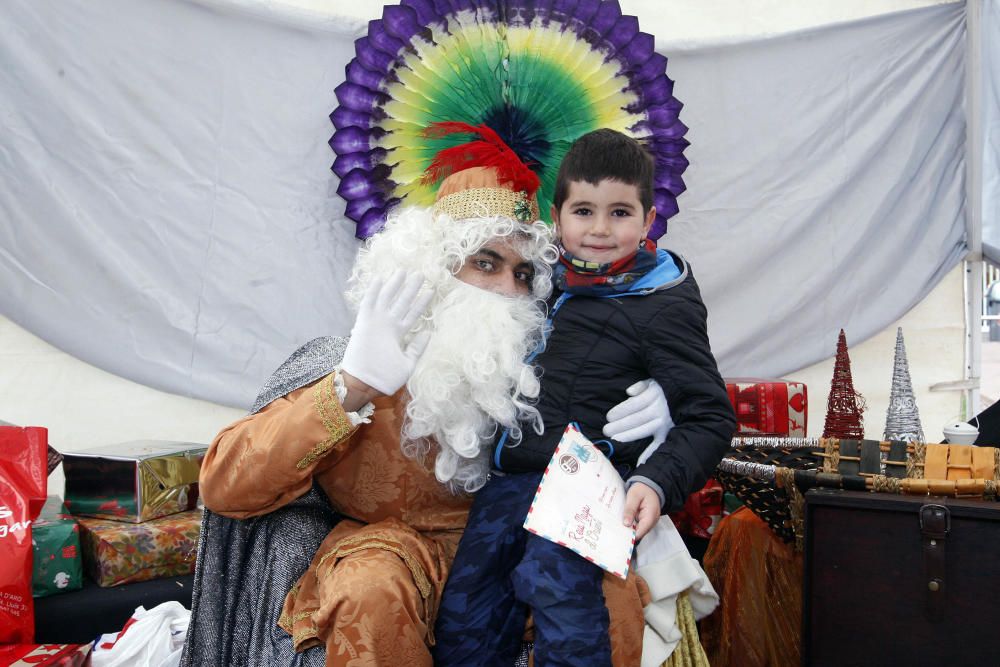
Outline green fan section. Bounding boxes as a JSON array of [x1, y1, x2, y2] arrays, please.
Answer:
[[377, 21, 642, 222]]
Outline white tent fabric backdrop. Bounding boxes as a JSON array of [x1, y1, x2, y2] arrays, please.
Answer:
[[0, 0, 970, 409], [982, 0, 1000, 263]]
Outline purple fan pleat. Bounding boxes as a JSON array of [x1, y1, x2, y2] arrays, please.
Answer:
[[333, 150, 387, 179], [632, 52, 667, 84], [543, 2, 572, 32], [335, 81, 383, 114], [503, 3, 532, 26], [648, 218, 667, 241], [606, 15, 639, 51], [331, 107, 372, 131], [655, 172, 687, 197], [434, 0, 477, 18], [556, 0, 599, 24], [358, 206, 398, 238], [620, 32, 654, 66], [476, 1, 502, 24], [590, 1, 622, 39], [638, 75, 673, 106], [345, 61, 384, 93], [355, 37, 396, 73], [345, 193, 386, 221], [654, 191, 679, 219], [431, 0, 454, 17], [528, 0, 557, 25], [382, 4, 424, 42], [368, 20, 406, 58], [645, 104, 680, 129], [338, 168, 382, 200], [360, 205, 395, 235], [654, 119, 690, 142], [401, 0, 440, 28], [331, 126, 378, 154], [654, 155, 690, 176]]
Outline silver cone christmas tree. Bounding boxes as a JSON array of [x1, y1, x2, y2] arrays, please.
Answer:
[[883, 327, 924, 442]]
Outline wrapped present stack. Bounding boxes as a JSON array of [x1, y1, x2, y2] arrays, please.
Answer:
[[61, 441, 207, 588]]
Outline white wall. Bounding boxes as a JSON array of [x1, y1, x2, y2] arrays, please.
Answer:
[[0, 315, 244, 498]]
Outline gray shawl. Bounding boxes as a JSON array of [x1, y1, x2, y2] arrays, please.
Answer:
[[179, 337, 345, 667]]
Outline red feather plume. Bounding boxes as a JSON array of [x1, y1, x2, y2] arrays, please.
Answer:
[[421, 122, 541, 196]]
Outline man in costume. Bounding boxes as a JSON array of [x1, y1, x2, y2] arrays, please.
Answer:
[[187, 143, 656, 666]]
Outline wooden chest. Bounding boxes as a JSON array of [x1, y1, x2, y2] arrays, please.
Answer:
[[803, 489, 1000, 666]]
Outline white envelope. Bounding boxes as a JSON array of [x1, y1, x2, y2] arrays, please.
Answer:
[[522, 424, 636, 579]]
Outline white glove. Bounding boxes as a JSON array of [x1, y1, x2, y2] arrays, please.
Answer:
[[603, 379, 673, 445], [341, 270, 433, 396]]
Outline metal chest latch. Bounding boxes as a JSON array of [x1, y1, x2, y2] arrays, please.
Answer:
[[919, 503, 950, 620]]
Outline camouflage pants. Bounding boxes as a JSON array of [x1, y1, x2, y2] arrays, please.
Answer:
[[433, 471, 612, 667]]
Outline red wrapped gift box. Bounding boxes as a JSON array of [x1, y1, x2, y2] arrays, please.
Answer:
[[725, 378, 808, 438], [669, 379, 809, 539]]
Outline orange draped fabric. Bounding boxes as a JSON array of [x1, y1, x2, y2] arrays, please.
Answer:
[[700, 507, 802, 666]]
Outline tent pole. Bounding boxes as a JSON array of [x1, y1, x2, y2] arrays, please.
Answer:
[[965, 0, 984, 418]]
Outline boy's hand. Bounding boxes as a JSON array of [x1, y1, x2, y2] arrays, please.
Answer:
[[622, 482, 661, 541]]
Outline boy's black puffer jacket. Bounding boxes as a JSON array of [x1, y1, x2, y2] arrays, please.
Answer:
[[493, 251, 737, 514]]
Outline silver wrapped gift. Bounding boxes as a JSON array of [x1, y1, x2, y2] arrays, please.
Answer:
[[63, 440, 207, 523]]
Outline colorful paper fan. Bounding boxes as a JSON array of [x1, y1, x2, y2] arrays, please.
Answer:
[[331, 0, 689, 239]]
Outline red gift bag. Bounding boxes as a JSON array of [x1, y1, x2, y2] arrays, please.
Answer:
[[0, 426, 48, 644]]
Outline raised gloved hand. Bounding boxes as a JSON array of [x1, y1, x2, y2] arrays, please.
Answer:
[[603, 379, 673, 445], [340, 270, 433, 397]]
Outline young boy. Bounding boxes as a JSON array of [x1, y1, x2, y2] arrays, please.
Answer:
[[433, 129, 736, 666]]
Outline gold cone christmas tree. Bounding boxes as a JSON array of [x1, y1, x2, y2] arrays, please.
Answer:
[[822, 329, 867, 439], [883, 327, 924, 442]]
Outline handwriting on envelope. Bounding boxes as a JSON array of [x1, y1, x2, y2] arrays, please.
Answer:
[[523, 424, 636, 579]]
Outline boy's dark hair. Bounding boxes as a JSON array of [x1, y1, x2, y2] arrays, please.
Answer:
[[553, 129, 655, 214]]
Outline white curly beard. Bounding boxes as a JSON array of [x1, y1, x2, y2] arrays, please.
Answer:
[[403, 279, 546, 492], [346, 207, 556, 493]]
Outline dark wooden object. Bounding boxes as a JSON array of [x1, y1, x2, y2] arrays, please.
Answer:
[[803, 489, 1000, 666]]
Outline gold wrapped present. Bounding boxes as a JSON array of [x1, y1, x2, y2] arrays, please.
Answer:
[[63, 440, 206, 523], [77, 509, 201, 587]]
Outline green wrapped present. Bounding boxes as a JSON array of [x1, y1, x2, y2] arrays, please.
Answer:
[[31, 496, 83, 598]]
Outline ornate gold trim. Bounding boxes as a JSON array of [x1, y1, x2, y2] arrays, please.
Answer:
[[278, 609, 317, 630], [296, 375, 354, 470], [433, 186, 540, 222]]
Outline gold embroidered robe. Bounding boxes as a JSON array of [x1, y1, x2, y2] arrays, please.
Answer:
[[200, 374, 646, 666]]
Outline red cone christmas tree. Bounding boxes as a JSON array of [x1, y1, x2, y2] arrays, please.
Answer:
[[822, 329, 867, 439]]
